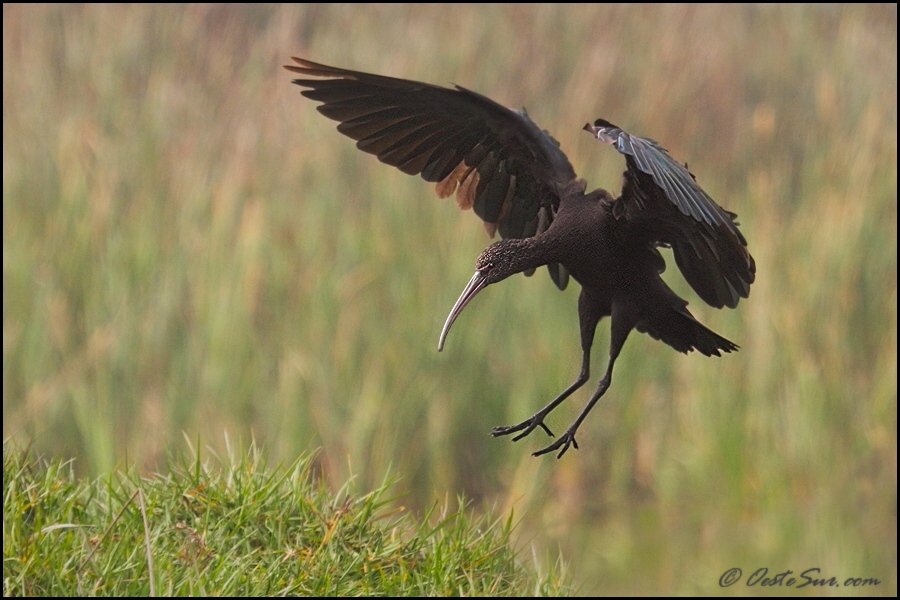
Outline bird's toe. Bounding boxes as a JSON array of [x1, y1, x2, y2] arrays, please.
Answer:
[[532, 431, 579, 458], [491, 416, 555, 440]]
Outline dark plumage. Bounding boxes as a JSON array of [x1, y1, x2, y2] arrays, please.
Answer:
[[285, 58, 756, 458]]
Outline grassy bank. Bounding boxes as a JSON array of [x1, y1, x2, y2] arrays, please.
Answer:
[[3, 444, 566, 595]]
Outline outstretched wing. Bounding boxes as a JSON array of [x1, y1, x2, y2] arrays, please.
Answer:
[[586, 120, 755, 308], [286, 58, 578, 289]]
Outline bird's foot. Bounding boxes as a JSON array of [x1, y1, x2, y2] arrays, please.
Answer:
[[491, 414, 555, 441], [532, 429, 579, 459]]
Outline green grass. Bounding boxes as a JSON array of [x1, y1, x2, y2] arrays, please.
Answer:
[[3, 4, 896, 596], [3, 443, 567, 596]]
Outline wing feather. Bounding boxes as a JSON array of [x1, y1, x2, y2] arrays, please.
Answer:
[[286, 57, 578, 289], [596, 123, 755, 308]]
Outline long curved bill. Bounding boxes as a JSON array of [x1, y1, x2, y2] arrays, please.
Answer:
[[438, 270, 488, 351]]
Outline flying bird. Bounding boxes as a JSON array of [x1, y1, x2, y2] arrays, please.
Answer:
[[284, 57, 755, 458]]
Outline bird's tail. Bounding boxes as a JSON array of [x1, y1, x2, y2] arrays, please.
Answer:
[[637, 306, 738, 357]]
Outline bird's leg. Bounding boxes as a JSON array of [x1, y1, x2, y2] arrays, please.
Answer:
[[491, 350, 591, 440], [492, 290, 602, 442], [533, 306, 635, 459]]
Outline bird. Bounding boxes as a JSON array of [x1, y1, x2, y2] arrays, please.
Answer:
[[284, 57, 756, 458]]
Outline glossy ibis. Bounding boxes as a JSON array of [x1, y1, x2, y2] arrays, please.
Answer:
[[284, 58, 755, 458]]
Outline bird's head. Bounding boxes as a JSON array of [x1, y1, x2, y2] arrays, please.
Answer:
[[583, 119, 621, 145], [437, 241, 528, 351]]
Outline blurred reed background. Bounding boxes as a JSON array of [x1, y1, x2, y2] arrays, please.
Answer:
[[3, 4, 896, 595]]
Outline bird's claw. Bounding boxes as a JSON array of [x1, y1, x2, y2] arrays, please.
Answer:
[[491, 416, 555, 441], [532, 430, 579, 459]]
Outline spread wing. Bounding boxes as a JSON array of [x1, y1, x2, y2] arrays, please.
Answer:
[[587, 120, 755, 308], [285, 57, 578, 289]]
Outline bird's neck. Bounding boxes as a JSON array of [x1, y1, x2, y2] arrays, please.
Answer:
[[496, 234, 561, 275]]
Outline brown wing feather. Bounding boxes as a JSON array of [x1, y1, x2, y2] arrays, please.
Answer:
[[285, 58, 576, 289]]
